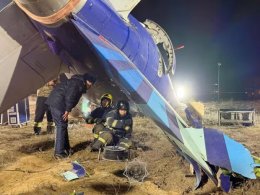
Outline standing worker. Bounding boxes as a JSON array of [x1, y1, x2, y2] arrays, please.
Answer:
[[33, 79, 57, 135], [46, 73, 96, 159]]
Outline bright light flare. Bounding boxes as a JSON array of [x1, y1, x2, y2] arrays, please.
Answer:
[[175, 84, 192, 102]]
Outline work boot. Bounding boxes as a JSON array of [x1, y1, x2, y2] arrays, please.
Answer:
[[54, 153, 69, 160], [34, 127, 41, 135], [47, 126, 55, 134]]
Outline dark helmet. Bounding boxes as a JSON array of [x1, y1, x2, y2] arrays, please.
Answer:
[[100, 93, 113, 106], [116, 100, 129, 112]]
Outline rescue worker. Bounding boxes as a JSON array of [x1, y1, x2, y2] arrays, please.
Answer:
[[46, 73, 96, 159], [33, 79, 57, 135], [85, 93, 113, 140], [185, 101, 204, 128], [91, 100, 133, 151]]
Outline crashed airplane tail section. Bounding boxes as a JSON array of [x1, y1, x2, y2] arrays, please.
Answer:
[[70, 3, 258, 190]]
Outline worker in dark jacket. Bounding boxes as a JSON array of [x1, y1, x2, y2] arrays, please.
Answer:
[[46, 73, 96, 159], [85, 93, 113, 140], [91, 100, 133, 151]]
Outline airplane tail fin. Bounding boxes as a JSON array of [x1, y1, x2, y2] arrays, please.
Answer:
[[0, 3, 63, 113]]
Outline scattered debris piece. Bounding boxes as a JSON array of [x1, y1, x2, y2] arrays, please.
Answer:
[[61, 161, 87, 181], [123, 159, 148, 183]]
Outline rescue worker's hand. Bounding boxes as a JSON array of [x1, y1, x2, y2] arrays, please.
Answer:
[[112, 129, 125, 137], [62, 111, 69, 121]]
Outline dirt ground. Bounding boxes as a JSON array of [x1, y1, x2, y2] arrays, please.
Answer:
[[0, 97, 259, 195]]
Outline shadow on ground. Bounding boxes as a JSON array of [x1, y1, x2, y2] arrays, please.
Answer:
[[72, 140, 92, 153], [113, 169, 125, 178], [19, 140, 54, 154], [90, 183, 133, 194]]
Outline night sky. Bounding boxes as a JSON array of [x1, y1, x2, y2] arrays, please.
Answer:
[[133, 0, 260, 100], [1, 0, 259, 100]]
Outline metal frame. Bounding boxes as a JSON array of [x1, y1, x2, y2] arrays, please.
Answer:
[[7, 98, 30, 127], [218, 109, 255, 126]]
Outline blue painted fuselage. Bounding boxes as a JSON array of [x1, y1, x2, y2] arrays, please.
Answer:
[[34, 0, 177, 106]]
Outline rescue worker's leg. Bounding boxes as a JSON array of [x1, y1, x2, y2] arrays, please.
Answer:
[[91, 130, 113, 151], [64, 127, 71, 154], [92, 124, 105, 140], [50, 106, 70, 158], [33, 97, 47, 135], [118, 138, 133, 149], [46, 106, 55, 134]]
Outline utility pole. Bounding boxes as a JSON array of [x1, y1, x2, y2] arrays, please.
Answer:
[[217, 62, 222, 101]]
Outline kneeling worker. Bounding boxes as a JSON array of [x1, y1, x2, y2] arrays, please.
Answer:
[[85, 93, 113, 139], [91, 100, 133, 151]]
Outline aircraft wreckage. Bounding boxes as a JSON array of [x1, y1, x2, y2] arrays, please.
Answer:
[[0, 0, 259, 192]]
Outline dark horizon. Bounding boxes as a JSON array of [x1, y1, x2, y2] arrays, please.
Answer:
[[133, 0, 260, 100]]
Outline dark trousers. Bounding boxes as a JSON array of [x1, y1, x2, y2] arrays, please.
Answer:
[[34, 96, 53, 123], [50, 106, 70, 155]]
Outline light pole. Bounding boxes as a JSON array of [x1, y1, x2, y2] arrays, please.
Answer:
[[217, 62, 222, 101]]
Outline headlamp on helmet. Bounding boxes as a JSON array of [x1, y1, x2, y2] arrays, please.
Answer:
[[116, 100, 129, 112]]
